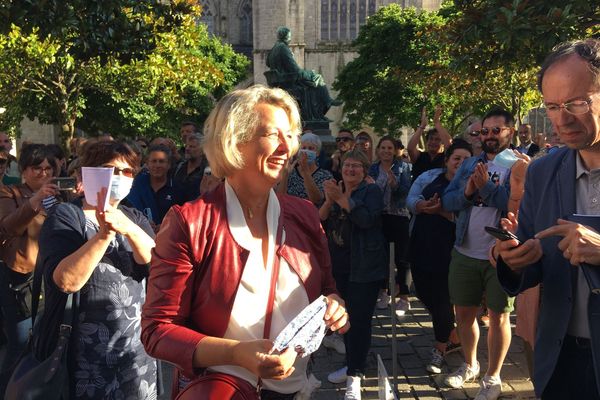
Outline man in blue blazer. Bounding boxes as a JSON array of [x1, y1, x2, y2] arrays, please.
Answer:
[[496, 39, 600, 399]]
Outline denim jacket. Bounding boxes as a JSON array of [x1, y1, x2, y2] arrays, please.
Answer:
[[442, 152, 511, 247], [368, 159, 412, 210]]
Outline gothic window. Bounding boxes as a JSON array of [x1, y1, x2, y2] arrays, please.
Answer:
[[339, 0, 348, 40], [199, 0, 215, 35], [330, 0, 338, 40], [238, 0, 252, 44], [349, 0, 357, 39], [321, 0, 329, 41], [321, 0, 377, 42], [358, 0, 366, 26], [368, 0, 376, 15]]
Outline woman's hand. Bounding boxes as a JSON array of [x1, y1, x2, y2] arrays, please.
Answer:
[[386, 168, 397, 188], [323, 179, 343, 203], [297, 152, 312, 178], [233, 340, 297, 380], [324, 294, 350, 334], [29, 181, 59, 211]]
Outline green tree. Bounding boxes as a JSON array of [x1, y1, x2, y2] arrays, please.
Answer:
[[445, 0, 599, 72], [0, 1, 248, 146], [333, 5, 466, 135]]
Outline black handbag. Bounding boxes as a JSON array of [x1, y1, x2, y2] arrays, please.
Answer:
[[5, 263, 78, 400]]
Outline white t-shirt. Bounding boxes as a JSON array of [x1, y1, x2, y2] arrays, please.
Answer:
[[455, 161, 509, 260]]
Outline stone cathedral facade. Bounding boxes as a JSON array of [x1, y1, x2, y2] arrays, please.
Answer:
[[200, 0, 442, 134]]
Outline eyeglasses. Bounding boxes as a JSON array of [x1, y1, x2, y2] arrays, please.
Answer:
[[545, 99, 593, 115], [103, 165, 135, 178], [342, 162, 364, 169], [336, 137, 353, 143], [30, 165, 54, 175], [471, 127, 510, 137]]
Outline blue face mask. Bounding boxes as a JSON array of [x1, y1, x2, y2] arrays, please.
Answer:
[[493, 148, 519, 169], [110, 175, 133, 202], [300, 149, 317, 164]]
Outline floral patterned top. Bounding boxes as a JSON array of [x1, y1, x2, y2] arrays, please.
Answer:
[[36, 202, 157, 399]]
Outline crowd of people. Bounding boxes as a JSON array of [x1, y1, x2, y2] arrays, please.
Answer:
[[0, 37, 598, 400]]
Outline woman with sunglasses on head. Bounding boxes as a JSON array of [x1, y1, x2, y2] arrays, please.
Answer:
[[34, 141, 157, 399], [0, 144, 61, 396]]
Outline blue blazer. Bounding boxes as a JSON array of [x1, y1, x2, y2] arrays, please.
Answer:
[[497, 146, 600, 396]]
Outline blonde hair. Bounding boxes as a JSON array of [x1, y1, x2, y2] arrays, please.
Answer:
[[203, 85, 302, 178]]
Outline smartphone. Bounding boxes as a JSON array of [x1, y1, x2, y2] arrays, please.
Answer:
[[484, 226, 520, 243], [52, 177, 77, 191]]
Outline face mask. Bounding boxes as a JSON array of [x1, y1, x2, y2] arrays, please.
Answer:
[[109, 175, 133, 202], [300, 149, 317, 164], [493, 148, 519, 169]]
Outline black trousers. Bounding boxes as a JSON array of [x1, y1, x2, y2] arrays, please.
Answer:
[[335, 272, 380, 377], [261, 389, 297, 400], [542, 335, 600, 400], [411, 265, 455, 344], [382, 215, 411, 295]]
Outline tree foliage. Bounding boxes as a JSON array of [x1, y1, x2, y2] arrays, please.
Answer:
[[334, 1, 598, 136], [0, 0, 248, 145]]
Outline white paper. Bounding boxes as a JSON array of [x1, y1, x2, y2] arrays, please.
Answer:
[[81, 167, 113, 211]]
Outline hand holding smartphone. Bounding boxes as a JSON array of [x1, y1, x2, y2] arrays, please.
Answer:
[[52, 177, 77, 191], [484, 226, 521, 244]]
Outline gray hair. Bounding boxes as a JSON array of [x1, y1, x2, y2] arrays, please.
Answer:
[[300, 132, 322, 152], [538, 38, 600, 91]]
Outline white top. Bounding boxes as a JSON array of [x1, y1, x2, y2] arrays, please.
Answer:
[[208, 181, 310, 393]]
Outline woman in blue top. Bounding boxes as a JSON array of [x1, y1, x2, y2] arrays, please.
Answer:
[[407, 139, 472, 375], [367, 136, 412, 317]]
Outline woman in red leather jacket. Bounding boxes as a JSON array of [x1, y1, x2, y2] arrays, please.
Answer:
[[141, 85, 349, 400]]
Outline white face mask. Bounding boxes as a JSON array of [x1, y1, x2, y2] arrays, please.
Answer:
[[109, 175, 133, 202]]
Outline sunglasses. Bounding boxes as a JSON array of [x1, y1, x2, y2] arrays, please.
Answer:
[[103, 165, 135, 178], [336, 137, 353, 143], [471, 127, 509, 136]]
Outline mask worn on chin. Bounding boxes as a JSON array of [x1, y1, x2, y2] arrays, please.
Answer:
[[110, 175, 133, 201]]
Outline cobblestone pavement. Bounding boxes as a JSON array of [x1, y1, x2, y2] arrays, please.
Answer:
[[311, 296, 536, 400], [160, 296, 536, 399]]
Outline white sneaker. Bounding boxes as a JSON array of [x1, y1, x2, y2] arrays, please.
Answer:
[[376, 290, 391, 309], [443, 361, 480, 388], [327, 366, 348, 384], [426, 347, 444, 374], [474, 375, 502, 400], [344, 376, 361, 400], [395, 297, 411, 318], [322, 333, 346, 355]]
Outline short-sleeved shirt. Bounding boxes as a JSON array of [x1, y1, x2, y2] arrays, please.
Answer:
[[411, 151, 445, 182], [36, 202, 157, 399], [286, 166, 332, 203]]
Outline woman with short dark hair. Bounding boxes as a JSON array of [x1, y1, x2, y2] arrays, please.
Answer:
[[0, 144, 58, 396], [35, 140, 157, 399]]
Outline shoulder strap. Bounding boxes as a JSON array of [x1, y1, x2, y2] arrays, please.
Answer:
[[263, 223, 284, 340], [31, 203, 86, 326]]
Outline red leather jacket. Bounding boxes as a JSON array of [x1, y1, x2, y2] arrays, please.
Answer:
[[141, 184, 337, 379]]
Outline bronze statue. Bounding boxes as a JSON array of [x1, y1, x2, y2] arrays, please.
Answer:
[[265, 27, 341, 123]]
